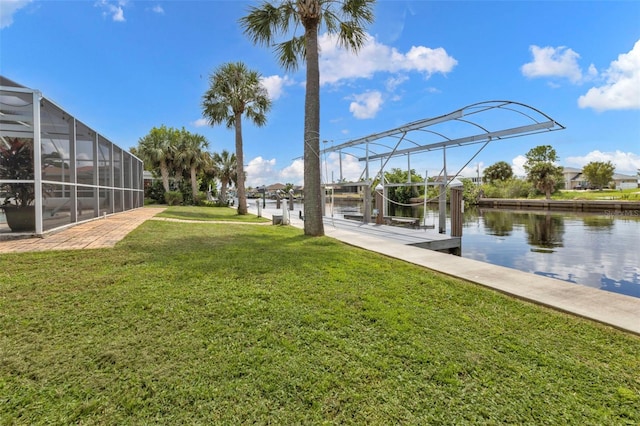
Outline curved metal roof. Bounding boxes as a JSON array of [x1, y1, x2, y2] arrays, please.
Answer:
[[321, 100, 565, 162]]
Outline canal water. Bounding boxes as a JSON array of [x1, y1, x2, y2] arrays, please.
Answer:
[[330, 200, 640, 299], [459, 207, 640, 299]]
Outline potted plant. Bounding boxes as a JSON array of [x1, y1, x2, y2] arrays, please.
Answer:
[[0, 138, 37, 231]]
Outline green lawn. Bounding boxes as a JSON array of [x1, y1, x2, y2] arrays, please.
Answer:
[[1, 207, 639, 424], [156, 205, 270, 222], [552, 188, 640, 201]]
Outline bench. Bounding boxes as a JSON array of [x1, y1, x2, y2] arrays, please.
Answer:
[[387, 216, 421, 228]]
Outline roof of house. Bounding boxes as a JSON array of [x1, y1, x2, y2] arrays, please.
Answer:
[[562, 166, 582, 174], [267, 183, 286, 191], [612, 173, 638, 181]]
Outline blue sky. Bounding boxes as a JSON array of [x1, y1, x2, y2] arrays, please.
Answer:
[[1, 0, 639, 187]]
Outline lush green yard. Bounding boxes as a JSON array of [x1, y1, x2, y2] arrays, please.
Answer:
[[156, 205, 270, 222], [552, 188, 640, 201], [1, 207, 639, 424]]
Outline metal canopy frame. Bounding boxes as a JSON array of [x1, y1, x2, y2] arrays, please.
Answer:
[[321, 100, 565, 180], [319, 100, 565, 230]]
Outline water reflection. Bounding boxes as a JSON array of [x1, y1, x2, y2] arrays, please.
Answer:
[[482, 210, 514, 236], [582, 215, 615, 228], [330, 200, 640, 299], [466, 207, 639, 299], [525, 213, 564, 250]]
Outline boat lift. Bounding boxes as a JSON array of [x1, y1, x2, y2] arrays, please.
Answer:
[[319, 100, 565, 234]]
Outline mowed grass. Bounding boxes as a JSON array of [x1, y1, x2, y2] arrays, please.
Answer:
[[1, 208, 639, 424], [552, 188, 640, 201], [155, 205, 270, 222]]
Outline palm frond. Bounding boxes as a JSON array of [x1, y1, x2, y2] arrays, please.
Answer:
[[275, 36, 306, 71], [337, 20, 369, 51], [240, 2, 296, 46]]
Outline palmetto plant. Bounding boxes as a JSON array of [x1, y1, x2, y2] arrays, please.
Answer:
[[212, 150, 237, 206], [137, 125, 177, 193], [175, 130, 209, 201], [239, 0, 375, 235]]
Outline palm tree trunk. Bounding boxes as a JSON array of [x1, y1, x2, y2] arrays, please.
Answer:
[[303, 19, 324, 236], [235, 113, 247, 215], [160, 160, 170, 193], [190, 166, 198, 201], [220, 180, 228, 205]]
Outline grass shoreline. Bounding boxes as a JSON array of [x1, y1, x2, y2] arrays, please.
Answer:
[[1, 207, 639, 424]]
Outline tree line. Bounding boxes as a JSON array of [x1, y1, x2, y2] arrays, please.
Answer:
[[132, 125, 238, 206], [377, 145, 619, 206], [481, 145, 616, 199]]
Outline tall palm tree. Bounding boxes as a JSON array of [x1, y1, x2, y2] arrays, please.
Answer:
[[202, 62, 271, 215], [175, 129, 209, 202], [240, 0, 375, 236], [212, 150, 238, 206], [137, 125, 175, 192]]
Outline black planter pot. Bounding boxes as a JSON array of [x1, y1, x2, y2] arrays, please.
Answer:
[[2, 205, 36, 232]]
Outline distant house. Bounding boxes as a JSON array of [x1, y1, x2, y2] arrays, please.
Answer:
[[562, 166, 638, 190], [143, 170, 155, 188], [612, 173, 639, 190], [266, 183, 286, 194], [562, 167, 587, 190]]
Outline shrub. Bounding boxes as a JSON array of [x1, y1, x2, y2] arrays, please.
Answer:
[[164, 191, 183, 206], [480, 179, 536, 199], [145, 180, 166, 204]]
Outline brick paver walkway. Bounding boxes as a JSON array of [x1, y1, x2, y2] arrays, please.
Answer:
[[0, 207, 165, 253]]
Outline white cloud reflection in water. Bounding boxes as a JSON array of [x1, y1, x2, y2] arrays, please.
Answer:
[[461, 209, 640, 298]]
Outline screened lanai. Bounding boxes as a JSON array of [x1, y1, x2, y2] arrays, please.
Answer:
[[0, 76, 143, 235]]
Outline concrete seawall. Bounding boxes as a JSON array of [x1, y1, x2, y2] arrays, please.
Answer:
[[476, 198, 640, 213]]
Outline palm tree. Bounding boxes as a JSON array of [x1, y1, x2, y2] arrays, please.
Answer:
[[202, 62, 271, 215], [175, 129, 209, 202], [240, 0, 375, 236], [212, 150, 237, 206], [137, 125, 175, 192]]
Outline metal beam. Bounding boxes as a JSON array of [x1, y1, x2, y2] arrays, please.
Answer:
[[360, 121, 556, 161], [322, 109, 464, 153]]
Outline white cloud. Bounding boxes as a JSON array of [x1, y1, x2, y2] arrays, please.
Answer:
[[192, 118, 208, 128], [279, 158, 304, 185], [458, 162, 484, 179], [0, 0, 32, 29], [404, 45, 458, 75], [95, 0, 127, 22], [322, 152, 364, 183], [260, 75, 294, 101], [318, 32, 457, 86], [348, 91, 383, 119], [244, 152, 365, 187], [385, 75, 408, 92], [245, 156, 306, 187], [521, 45, 585, 84], [512, 155, 527, 177], [152, 5, 164, 14], [578, 40, 640, 112], [265, 32, 456, 108], [245, 156, 281, 187], [565, 150, 640, 175]]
